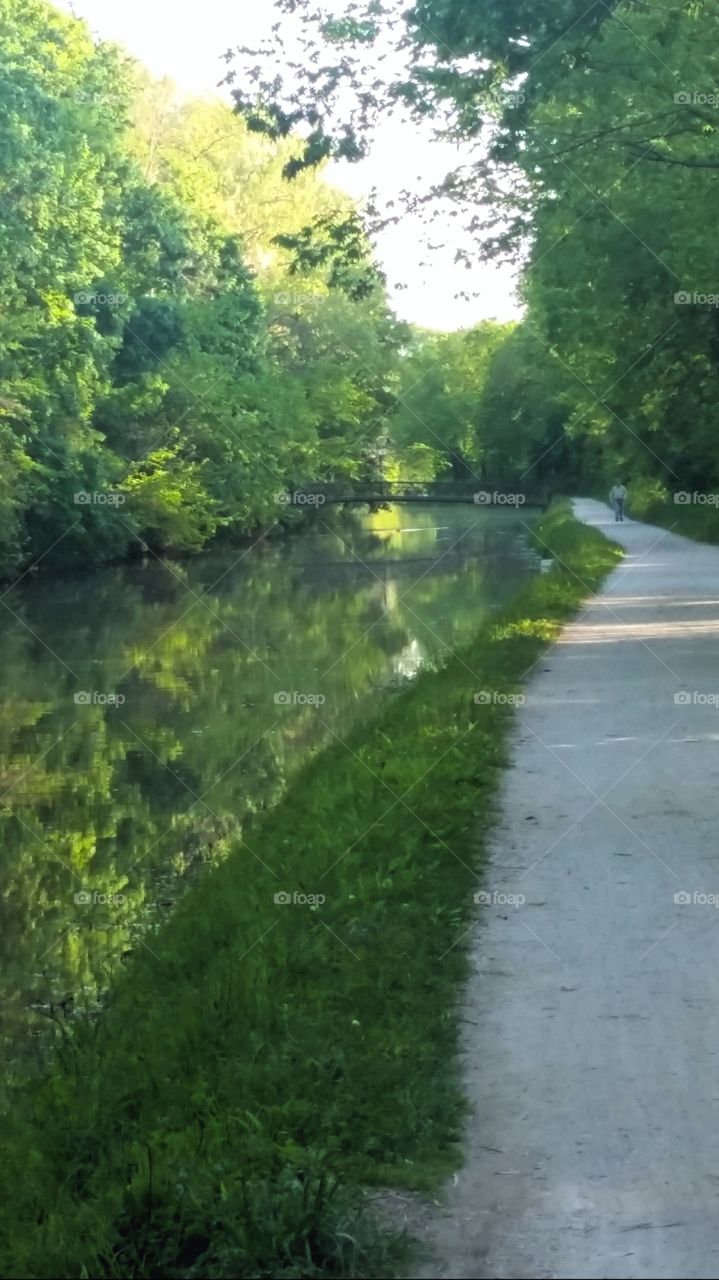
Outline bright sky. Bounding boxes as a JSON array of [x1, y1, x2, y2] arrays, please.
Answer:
[[60, 0, 521, 330]]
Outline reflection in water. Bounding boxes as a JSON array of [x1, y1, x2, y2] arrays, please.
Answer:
[[0, 504, 538, 1067]]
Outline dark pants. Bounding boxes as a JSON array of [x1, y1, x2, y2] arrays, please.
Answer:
[[613, 498, 625, 522]]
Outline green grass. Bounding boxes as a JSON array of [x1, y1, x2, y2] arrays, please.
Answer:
[[0, 506, 621, 1280], [606, 477, 719, 545], [633, 496, 719, 544]]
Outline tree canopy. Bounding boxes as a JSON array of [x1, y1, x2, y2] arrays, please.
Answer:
[[0, 0, 430, 578], [228, 0, 719, 506], [6, 0, 677, 582]]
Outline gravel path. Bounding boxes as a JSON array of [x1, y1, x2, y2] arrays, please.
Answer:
[[415, 499, 719, 1279]]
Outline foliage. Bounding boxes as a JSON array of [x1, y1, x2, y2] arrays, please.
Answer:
[[0, 0, 417, 580], [229, 0, 719, 511], [391, 324, 512, 478]]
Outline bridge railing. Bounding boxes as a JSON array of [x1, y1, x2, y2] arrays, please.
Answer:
[[284, 479, 549, 506]]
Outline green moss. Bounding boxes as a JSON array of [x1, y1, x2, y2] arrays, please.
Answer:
[[0, 507, 621, 1279]]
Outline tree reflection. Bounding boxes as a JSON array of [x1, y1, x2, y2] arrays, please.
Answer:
[[0, 506, 537, 1066]]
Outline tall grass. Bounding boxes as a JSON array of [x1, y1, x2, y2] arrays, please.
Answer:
[[601, 476, 719, 545], [619, 476, 719, 544], [0, 506, 621, 1279]]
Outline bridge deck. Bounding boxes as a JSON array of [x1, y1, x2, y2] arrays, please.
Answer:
[[284, 482, 548, 507]]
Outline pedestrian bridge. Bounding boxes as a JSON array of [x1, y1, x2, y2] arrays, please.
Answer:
[[283, 480, 549, 507]]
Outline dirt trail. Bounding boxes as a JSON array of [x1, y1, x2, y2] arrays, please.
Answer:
[[415, 499, 719, 1279]]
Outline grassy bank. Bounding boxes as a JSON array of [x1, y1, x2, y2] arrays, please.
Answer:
[[610, 478, 719, 545], [0, 507, 621, 1280]]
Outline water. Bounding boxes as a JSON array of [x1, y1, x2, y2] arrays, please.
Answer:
[[0, 504, 539, 1065]]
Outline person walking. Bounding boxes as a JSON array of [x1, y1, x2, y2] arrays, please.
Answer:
[[609, 481, 628, 521]]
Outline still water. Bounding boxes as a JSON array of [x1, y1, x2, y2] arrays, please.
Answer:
[[0, 504, 539, 1064]]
